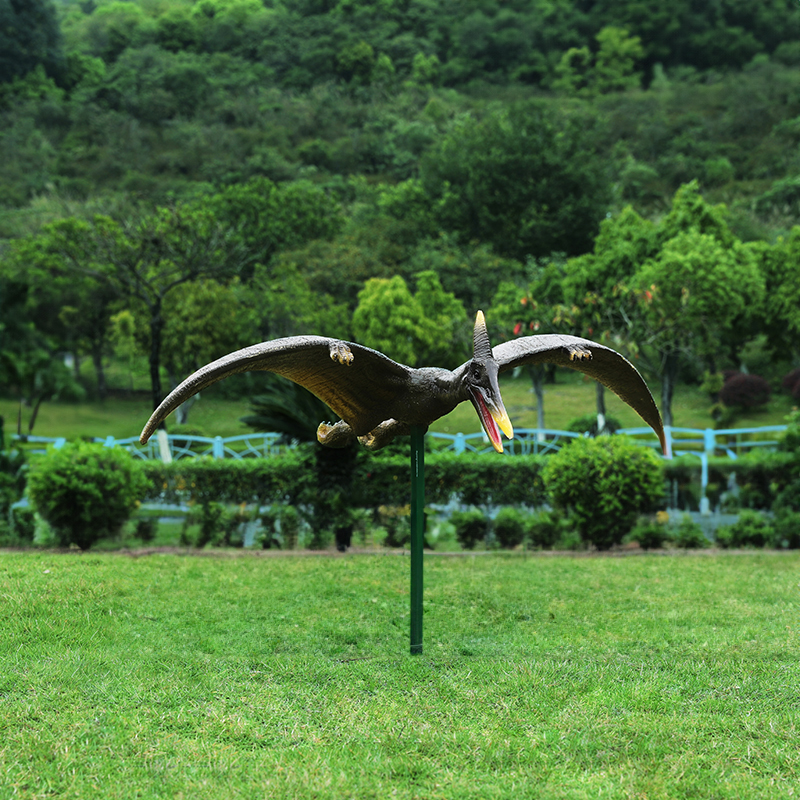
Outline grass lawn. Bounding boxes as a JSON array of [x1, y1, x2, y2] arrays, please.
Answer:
[[1, 550, 798, 799]]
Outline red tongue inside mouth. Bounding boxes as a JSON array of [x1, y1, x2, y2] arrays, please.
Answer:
[[471, 389, 502, 451]]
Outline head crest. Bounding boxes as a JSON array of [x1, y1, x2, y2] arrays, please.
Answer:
[[472, 310, 493, 362]]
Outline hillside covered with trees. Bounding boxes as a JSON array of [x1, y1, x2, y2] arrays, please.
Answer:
[[2, 0, 800, 434]]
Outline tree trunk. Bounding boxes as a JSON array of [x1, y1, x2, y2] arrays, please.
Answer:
[[92, 346, 107, 401], [149, 306, 164, 414], [661, 348, 679, 428], [596, 381, 606, 434], [166, 366, 197, 425], [27, 396, 44, 435], [527, 365, 546, 440]]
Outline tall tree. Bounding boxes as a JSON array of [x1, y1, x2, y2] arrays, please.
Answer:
[[420, 100, 612, 261], [0, 0, 63, 85], [15, 205, 248, 411], [633, 231, 764, 427]]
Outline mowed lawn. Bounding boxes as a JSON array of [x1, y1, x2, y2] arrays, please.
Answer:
[[1, 551, 798, 799]]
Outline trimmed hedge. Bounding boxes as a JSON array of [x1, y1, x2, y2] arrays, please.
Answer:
[[142, 450, 548, 509]]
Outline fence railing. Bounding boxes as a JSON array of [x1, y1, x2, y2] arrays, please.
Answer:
[[11, 424, 787, 461]]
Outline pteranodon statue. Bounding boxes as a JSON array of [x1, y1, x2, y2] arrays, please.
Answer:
[[140, 311, 666, 453]]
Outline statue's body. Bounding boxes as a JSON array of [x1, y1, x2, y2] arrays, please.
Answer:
[[141, 311, 666, 454]]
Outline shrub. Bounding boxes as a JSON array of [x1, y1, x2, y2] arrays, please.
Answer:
[[719, 372, 771, 409], [0, 444, 26, 516], [525, 509, 565, 549], [0, 504, 36, 547], [181, 501, 247, 548], [669, 514, 708, 548], [134, 517, 158, 542], [715, 509, 774, 549], [259, 505, 300, 549], [628, 518, 669, 550], [772, 511, 800, 549], [450, 508, 489, 550], [27, 442, 150, 550], [778, 408, 800, 454], [542, 436, 665, 550], [493, 507, 526, 549]]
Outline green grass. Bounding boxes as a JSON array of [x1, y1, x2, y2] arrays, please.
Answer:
[[1, 551, 798, 799], [2, 372, 795, 443]]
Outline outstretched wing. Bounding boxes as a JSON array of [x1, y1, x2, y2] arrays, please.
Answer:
[[140, 336, 413, 444], [493, 334, 666, 452]]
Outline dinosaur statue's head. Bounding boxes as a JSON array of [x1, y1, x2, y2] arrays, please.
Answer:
[[465, 311, 514, 453]]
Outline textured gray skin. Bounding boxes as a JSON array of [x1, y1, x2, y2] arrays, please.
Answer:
[[140, 326, 665, 452]]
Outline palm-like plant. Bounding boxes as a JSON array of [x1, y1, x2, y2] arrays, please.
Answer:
[[242, 376, 358, 551]]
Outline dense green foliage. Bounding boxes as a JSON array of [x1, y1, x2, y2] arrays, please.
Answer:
[[26, 441, 149, 549], [543, 436, 665, 549], [2, 0, 800, 440], [142, 449, 547, 509]]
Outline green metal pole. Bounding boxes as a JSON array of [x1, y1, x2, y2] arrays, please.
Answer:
[[410, 425, 425, 654]]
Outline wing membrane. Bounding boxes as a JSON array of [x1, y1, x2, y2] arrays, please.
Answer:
[[493, 334, 666, 452], [140, 336, 413, 443]]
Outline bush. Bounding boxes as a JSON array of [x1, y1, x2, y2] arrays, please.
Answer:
[[772, 511, 800, 549], [134, 517, 158, 542], [258, 505, 300, 549], [0, 504, 36, 547], [542, 436, 665, 550], [525, 509, 565, 549], [719, 372, 771, 410], [778, 408, 800, 454], [628, 518, 669, 550], [180, 501, 248, 548], [715, 510, 774, 549], [27, 442, 150, 550], [669, 514, 708, 548], [493, 507, 526, 549], [450, 509, 489, 550]]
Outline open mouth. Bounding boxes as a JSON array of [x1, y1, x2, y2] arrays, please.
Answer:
[[469, 388, 514, 453]]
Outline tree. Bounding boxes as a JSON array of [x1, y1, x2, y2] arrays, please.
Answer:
[[633, 231, 764, 426], [554, 26, 644, 96], [352, 275, 435, 366], [756, 228, 800, 365], [351, 273, 466, 368], [490, 257, 585, 432], [410, 270, 468, 369], [421, 100, 612, 261], [0, 0, 63, 85], [0, 272, 85, 432], [207, 177, 343, 271], [16, 205, 248, 412], [3, 232, 121, 398], [158, 279, 260, 423]]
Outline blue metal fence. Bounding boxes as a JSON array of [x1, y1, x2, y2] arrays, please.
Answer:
[[11, 424, 787, 462]]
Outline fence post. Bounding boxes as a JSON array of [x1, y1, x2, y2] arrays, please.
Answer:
[[156, 429, 172, 464], [704, 428, 716, 456], [213, 436, 224, 459]]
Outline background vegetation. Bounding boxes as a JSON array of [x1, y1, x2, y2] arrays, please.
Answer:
[[2, 0, 800, 442]]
